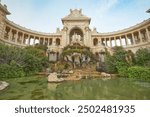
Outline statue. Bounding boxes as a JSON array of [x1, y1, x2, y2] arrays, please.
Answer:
[[72, 33, 81, 43]]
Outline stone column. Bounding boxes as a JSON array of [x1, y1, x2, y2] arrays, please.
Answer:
[[21, 33, 24, 44], [43, 38, 45, 45], [33, 36, 36, 45], [63, 27, 68, 46], [99, 38, 102, 46], [146, 28, 150, 42], [8, 28, 12, 41], [119, 37, 122, 46], [28, 36, 31, 45], [39, 37, 41, 45], [114, 37, 117, 46], [15, 31, 18, 43], [53, 37, 55, 46], [109, 38, 112, 47], [36, 38, 38, 45], [138, 31, 142, 43], [125, 35, 128, 46], [131, 33, 136, 45], [104, 38, 106, 46], [48, 38, 50, 46], [85, 27, 90, 46]]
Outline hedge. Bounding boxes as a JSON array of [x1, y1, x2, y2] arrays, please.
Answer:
[[128, 66, 150, 79]]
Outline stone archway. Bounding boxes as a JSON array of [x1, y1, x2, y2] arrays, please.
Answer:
[[56, 38, 60, 46], [69, 28, 83, 44], [93, 38, 98, 46]]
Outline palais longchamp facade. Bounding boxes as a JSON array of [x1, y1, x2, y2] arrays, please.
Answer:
[[0, 3, 150, 61]]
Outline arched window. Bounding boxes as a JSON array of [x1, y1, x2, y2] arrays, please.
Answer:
[[56, 38, 60, 46], [93, 38, 98, 46]]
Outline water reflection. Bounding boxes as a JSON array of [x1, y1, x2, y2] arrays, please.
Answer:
[[47, 83, 60, 91], [0, 77, 150, 100]]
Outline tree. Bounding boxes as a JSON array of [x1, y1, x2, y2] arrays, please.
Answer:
[[0, 44, 49, 78], [135, 48, 150, 66], [104, 46, 130, 74]]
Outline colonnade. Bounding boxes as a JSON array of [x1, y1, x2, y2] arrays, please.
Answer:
[[93, 26, 150, 47], [3, 25, 61, 46], [1, 19, 150, 50]]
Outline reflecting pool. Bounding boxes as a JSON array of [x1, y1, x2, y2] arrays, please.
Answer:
[[0, 76, 150, 100]]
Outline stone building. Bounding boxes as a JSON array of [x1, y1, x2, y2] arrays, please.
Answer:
[[0, 3, 150, 61]]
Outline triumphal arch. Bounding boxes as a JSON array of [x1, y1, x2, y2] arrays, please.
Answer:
[[0, 3, 150, 61]]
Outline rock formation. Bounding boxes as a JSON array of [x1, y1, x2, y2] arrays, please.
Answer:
[[0, 81, 9, 91]]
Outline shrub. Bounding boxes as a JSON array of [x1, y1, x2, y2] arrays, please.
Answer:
[[116, 62, 129, 77], [0, 61, 25, 78], [128, 66, 150, 79], [105, 55, 117, 73], [104, 47, 128, 74], [0, 44, 49, 78], [135, 48, 150, 66]]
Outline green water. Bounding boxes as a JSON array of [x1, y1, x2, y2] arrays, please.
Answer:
[[0, 76, 150, 100]]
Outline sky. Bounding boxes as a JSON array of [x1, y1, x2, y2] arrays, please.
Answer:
[[1, 0, 150, 33]]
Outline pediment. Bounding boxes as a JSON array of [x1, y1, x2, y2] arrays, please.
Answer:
[[62, 9, 91, 24]]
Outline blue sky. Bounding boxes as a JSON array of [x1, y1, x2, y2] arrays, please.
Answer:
[[1, 0, 150, 33]]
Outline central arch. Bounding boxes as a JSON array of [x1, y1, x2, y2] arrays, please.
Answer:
[[69, 27, 84, 44]]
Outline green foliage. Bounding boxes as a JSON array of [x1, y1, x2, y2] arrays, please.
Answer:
[[105, 54, 117, 73], [128, 66, 150, 79], [105, 46, 129, 74], [104, 47, 150, 80], [112, 46, 127, 62], [61, 44, 93, 69], [0, 61, 25, 78], [34, 44, 48, 52], [0, 44, 49, 78], [135, 48, 150, 66], [25, 46, 49, 70], [116, 62, 129, 77]]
